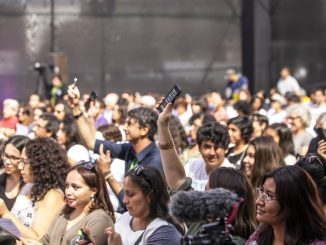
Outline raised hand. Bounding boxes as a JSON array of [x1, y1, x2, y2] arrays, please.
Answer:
[[97, 144, 112, 175], [105, 226, 122, 245], [67, 83, 81, 109], [156, 98, 174, 129]]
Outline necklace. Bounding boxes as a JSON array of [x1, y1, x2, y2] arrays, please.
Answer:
[[130, 217, 152, 231]]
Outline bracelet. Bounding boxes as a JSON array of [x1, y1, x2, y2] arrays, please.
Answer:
[[158, 140, 175, 150], [105, 172, 114, 181], [73, 112, 83, 120]]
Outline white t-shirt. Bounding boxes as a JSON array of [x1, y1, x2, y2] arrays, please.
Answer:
[[185, 158, 235, 191], [67, 144, 90, 163], [115, 212, 173, 245], [11, 183, 34, 227], [107, 158, 125, 211], [277, 75, 300, 96], [267, 109, 287, 124]]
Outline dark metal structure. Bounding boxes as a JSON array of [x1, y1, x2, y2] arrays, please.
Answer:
[[0, 0, 242, 101], [0, 0, 325, 103]]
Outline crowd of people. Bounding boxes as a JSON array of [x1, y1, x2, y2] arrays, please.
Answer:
[[0, 67, 325, 245]]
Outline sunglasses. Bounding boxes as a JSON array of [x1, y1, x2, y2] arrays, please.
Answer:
[[130, 164, 144, 176], [77, 160, 96, 171], [129, 164, 152, 188], [296, 154, 324, 168]]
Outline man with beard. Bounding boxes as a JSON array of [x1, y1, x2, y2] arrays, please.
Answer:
[[67, 84, 163, 175]]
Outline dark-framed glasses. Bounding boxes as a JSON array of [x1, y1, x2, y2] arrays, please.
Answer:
[[256, 187, 277, 201], [19, 157, 31, 168], [1, 153, 21, 164], [77, 160, 96, 171]]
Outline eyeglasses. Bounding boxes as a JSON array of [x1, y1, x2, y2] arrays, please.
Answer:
[[19, 158, 31, 168], [256, 187, 277, 201], [77, 160, 96, 171], [296, 154, 324, 168], [287, 116, 300, 121], [2, 154, 21, 164]]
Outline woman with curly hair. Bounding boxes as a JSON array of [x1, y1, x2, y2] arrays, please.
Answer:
[[0, 137, 70, 240]]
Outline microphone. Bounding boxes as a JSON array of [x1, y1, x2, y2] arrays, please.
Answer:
[[169, 188, 239, 223]]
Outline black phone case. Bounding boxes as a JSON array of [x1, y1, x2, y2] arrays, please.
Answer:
[[157, 84, 182, 112], [316, 128, 326, 141]]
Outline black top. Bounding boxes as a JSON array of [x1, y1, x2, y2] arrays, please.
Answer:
[[227, 146, 246, 169], [0, 174, 19, 210]]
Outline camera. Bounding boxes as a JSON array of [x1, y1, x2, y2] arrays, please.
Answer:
[[181, 218, 236, 245], [33, 62, 46, 72]]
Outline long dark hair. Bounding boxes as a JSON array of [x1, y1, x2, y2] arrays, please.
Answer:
[[257, 166, 326, 244], [60, 118, 83, 150], [241, 136, 285, 189], [125, 166, 184, 234], [296, 154, 326, 205], [4, 135, 30, 153], [209, 167, 256, 239], [1, 135, 30, 185], [269, 123, 295, 157], [62, 162, 115, 221], [25, 138, 70, 203], [1, 135, 30, 167]]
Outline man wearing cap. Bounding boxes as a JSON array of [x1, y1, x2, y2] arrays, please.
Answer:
[[224, 69, 249, 101]]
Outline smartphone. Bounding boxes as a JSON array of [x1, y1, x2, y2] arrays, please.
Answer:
[[73, 77, 78, 88], [84, 91, 97, 111], [157, 84, 182, 112], [80, 228, 91, 243], [316, 127, 326, 141]]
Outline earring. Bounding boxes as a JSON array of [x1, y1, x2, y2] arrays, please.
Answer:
[[90, 194, 96, 203]]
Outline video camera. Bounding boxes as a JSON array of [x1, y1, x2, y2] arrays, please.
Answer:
[[181, 218, 236, 245]]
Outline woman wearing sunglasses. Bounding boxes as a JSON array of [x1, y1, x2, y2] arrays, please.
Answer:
[[21, 160, 115, 245], [0, 138, 70, 241], [106, 165, 184, 245], [246, 166, 326, 244], [0, 135, 29, 210]]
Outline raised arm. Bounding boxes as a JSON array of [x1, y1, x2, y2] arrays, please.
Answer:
[[67, 84, 96, 149], [157, 103, 187, 190]]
